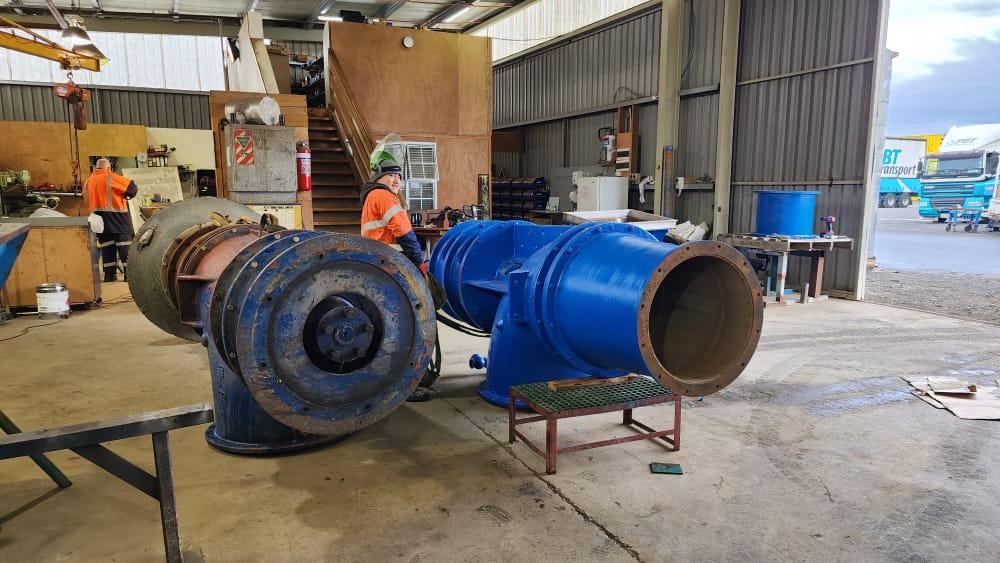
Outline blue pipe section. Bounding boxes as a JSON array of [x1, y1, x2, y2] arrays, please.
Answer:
[[430, 220, 763, 406], [0, 226, 29, 290]]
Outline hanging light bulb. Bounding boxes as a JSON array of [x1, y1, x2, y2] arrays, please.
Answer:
[[61, 15, 95, 46]]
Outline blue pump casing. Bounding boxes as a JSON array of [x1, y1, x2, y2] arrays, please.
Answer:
[[430, 221, 764, 406]]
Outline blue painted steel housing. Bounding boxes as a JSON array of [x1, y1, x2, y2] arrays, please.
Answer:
[[128, 198, 435, 455], [0, 224, 29, 290], [430, 221, 764, 406]]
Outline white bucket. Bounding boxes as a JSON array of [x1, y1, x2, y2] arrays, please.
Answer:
[[36, 283, 70, 319]]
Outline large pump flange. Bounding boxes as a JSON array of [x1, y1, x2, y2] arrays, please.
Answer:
[[128, 198, 435, 454]]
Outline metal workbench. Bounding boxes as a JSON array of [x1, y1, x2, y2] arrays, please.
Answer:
[[718, 234, 854, 304]]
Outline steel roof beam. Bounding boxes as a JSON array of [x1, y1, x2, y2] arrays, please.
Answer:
[[305, 0, 335, 29]]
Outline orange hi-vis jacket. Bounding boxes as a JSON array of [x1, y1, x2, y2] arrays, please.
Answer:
[[84, 169, 133, 213], [361, 188, 412, 244]]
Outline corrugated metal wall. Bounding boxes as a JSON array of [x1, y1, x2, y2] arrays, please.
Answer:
[[494, 8, 661, 128], [0, 83, 210, 129], [492, 6, 661, 196], [731, 0, 879, 294], [673, 0, 724, 227]]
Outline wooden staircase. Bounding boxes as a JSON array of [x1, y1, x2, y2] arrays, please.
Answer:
[[307, 107, 362, 234]]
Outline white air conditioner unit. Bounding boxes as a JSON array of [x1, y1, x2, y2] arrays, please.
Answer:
[[385, 141, 438, 210]]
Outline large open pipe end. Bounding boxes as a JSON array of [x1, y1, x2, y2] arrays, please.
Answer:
[[638, 241, 763, 396]]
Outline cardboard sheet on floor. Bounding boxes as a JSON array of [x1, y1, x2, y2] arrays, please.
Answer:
[[902, 376, 1000, 420]]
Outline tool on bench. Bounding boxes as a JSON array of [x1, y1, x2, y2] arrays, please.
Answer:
[[819, 216, 836, 238]]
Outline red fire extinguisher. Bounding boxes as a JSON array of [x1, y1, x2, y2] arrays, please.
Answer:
[[296, 142, 312, 191]]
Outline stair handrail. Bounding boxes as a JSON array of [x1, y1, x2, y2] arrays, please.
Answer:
[[326, 49, 375, 186]]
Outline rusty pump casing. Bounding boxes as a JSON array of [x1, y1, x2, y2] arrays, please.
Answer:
[[429, 221, 764, 406], [128, 198, 435, 454]]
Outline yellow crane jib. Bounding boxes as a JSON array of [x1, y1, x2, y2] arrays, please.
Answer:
[[0, 16, 102, 72]]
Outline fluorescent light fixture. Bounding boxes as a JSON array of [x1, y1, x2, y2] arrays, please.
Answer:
[[443, 7, 470, 23], [318, 15, 343, 22]]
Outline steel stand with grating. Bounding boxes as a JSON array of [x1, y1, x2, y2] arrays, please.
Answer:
[[508, 377, 680, 474]]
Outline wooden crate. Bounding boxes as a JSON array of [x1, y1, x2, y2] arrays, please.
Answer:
[[0, 218, 100, 308]]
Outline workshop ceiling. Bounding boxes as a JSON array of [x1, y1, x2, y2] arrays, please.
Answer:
[[1, 0, 524, 32]]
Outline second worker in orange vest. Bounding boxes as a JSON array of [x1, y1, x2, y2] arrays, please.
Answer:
[[360, 159, 426, 274], [83, 158, 138, 282]]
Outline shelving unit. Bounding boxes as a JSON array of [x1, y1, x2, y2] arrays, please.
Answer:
[[490, 177, 550, 221]]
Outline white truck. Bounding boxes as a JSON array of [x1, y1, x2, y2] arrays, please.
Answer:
[[878, 137, 926, 208], [917, 123, 1000, 221]]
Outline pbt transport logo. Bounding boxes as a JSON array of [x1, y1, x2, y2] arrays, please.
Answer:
[[942, 137, 977, 148], [882, 148, 916, 176]]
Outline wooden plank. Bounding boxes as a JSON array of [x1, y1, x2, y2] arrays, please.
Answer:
[[546, 374, 640, 392], [718, 234, 854, 252]]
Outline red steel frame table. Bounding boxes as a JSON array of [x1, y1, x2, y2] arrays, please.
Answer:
[[508, 377, 680, 475]]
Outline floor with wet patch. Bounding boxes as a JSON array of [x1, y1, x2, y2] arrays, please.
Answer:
[[1, 296, 998, 561]]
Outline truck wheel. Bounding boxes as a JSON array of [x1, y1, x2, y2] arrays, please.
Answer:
[[882, 193, 898, 208], [878, 195, 887, 208], [896, 195, 911, 208]]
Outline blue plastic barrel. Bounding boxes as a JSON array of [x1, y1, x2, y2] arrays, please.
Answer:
[[753, 190, 821, 237]]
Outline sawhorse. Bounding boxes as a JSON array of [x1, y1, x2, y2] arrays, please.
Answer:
[[0, 404, 214, 563]]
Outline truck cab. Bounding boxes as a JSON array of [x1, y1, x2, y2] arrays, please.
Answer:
[[917, 123, 1000, 221], [918, 149, 1000, 220]]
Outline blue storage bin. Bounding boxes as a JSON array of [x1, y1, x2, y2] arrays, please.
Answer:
[[753, 190, 821, 237]]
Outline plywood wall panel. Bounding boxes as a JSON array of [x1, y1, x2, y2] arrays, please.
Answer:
[[328, 22, 492, 215], [0, 121, 146, 187]]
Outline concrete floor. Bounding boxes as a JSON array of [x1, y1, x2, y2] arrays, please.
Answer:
[[2, 283, 999, 562]]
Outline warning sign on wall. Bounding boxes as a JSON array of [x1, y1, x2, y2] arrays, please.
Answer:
[[233, 129, 255, 166]]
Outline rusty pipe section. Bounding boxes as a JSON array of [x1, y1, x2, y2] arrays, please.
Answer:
[[128, 198, 435, 454]]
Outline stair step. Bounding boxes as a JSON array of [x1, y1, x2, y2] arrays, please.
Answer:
[[314, 220, 362, 226], [310, 146, 344, 152], [313, 192, 361, 201], [312, 181, 357, 187], [314, 206, 363, 213], [309, 126, 337, 131]]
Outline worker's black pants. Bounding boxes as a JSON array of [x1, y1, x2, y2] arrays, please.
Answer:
[[97, 232, 131, 282]]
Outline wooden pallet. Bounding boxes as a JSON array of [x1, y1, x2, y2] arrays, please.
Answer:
[[718, 233, 854, 252]]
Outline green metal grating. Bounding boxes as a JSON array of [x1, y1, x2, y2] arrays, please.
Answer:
[[513, 377, 672, 412]]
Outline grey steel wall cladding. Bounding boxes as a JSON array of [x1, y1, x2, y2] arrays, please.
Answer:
[[0, 83, 67, 122], [493, 8, 661, 128], [522, 120, 564, 177], [493, 152, 520, 177], [732, 0, 878, 295], [501, 101, 658, 180], [0, 83, 210, 129]]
